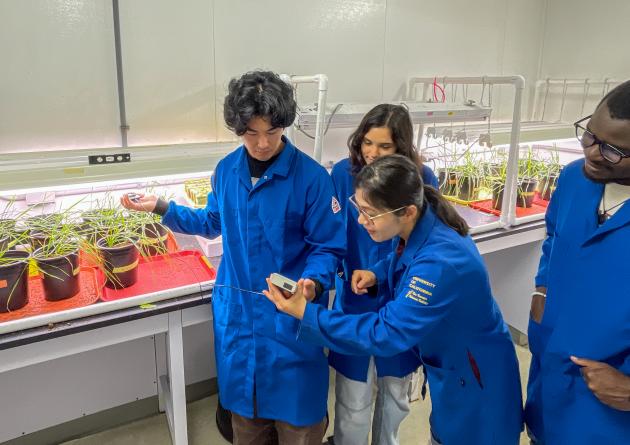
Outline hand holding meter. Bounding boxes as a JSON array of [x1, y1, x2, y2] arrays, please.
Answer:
[[269, 273, 298, 294], [127, 193, 141, 203]]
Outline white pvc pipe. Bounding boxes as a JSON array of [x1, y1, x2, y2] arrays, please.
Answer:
[[468, 221, 503, 235], [280, 74, 329, 163], [408, 75, 526, 228], [513, 213, 545, 225]]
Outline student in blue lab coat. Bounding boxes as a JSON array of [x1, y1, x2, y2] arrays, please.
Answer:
[[525, 80, 630, 445], [264, 155, 523, 445], [121, 71, 345, 445], [329, 104, 438, 445]]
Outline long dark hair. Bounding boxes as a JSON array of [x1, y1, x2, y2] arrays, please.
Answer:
[[348, 104, 422, 174], [354, 155, 468, 236], [223, 71, 296, 135]]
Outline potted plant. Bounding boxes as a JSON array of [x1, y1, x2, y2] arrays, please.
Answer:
[[127, 212, 170, 257], [0, 231, 31, 312], [491, 149, 541, 210], [32, 226, 81, 301], [537, 148, 561, 201], [454, 151, 483, 201]]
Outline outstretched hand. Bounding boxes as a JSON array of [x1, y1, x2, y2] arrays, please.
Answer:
[[120, 193, 158, 213], [263, 277, 308, 320]]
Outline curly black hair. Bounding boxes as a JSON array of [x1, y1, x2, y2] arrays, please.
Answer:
[[223, 71, 296, 135], [601, 79, 630, 120]]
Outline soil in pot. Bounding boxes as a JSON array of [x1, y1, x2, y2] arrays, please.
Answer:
[[97, 239, 139, 289], [0, 250, 30, 312], [137, 223, 169, 257], [37, 250, 80, 301]]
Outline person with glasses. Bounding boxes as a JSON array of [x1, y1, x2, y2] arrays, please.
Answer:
[[121, 71, 345, 445], [525, 80, 630, 444], [327, 104, 438, 445], [265, 155, 523, 445]]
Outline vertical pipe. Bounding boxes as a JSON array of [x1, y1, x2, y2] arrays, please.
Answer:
[[279, 74, 295, 142], [500, 76, 525, 228], [112, 0, 129, 148], [312, 75, 328, 163]]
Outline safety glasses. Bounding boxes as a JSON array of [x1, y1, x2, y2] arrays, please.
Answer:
[[348, 194, 406, 226], [574, 115, 630, 164]]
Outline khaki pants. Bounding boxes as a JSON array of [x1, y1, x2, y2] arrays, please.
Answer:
[[232, 412, 327, 445]]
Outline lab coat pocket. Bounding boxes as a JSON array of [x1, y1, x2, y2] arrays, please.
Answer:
[[527, 316, 552, 358], [422, 361, 460, 414], [212, 289, 242, 355]]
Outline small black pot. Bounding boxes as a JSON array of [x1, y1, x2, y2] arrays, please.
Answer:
[[538, 174, 558, 201], [37, 250, 80, 301], [0, 250, 30, 313], [97, 238, 139, 289], [517, 179, 539, 208], [137, 223, 169, 257], [493, 179, 540, 210], [457, 176, 480, 201], [438, 170, 460, 196]]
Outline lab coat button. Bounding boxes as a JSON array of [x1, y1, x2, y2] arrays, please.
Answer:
[[460, 378, 466, 386]]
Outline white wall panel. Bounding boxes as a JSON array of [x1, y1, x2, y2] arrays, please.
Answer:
[[119, 0, 217, 146], [0, 0, 120, 153], [212, 0, 387, 142]]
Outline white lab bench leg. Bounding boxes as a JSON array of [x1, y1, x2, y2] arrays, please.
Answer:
[[161, 311, 188, 445]]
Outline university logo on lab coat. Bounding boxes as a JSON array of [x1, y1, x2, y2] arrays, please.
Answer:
[[332, 196, 341, 214]]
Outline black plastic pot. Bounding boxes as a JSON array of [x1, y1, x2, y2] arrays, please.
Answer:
[[137, 223, 168, 257], [493, 179, 539, 210], [538, 174, 558, 201], [97, 238, 139, 289], [0, 250, 30, 313], [517, 178, 538, 208], [36, 250, 80, 301], [457, 176, 480, 201], [438, 170, 460, 196]]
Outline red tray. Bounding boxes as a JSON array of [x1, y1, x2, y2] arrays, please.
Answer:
[[469, 199, 549, 217], [80, 232, 180, 268], [0, 267, 101, 323], [100, 250, 216, 302]]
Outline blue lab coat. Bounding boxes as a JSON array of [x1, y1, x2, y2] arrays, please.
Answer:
[[298, 205, 523, 444], [525, 159, 630, 444], [161, 137, 345, 426], [329, 157, 439, 381]]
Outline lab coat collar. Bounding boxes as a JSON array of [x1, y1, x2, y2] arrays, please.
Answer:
[[395, 205, 437, 271], [583, 178, 630, 244], [233, 135, 296, 189]]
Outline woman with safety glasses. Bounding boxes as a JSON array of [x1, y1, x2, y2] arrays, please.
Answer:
[[327, 104, 438, 445], [264, 155, 523, 445]]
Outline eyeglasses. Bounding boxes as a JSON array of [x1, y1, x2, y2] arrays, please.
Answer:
[[348, 194, 406, 225], [574, 115, 630, 164]]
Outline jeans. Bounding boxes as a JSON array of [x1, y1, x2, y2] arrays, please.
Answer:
[[334, 358, 412, 445]]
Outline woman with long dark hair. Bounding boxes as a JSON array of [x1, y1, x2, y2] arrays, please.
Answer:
[[328, 104, 438, 445], [265, 155, 523, 445]]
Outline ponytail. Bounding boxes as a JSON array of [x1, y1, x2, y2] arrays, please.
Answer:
[[424, 186, 469, 236]]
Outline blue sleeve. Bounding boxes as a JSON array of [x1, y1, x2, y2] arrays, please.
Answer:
[[161, 174, 222, 239], [534, 169, 563, 287], [298, 258, 456, 356], [301, 172, 347, 294], [422, 165, 439, 189], [369, 253, 392, 284]]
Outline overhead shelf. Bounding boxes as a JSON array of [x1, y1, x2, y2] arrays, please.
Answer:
[[295, 101, 492, 130]]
